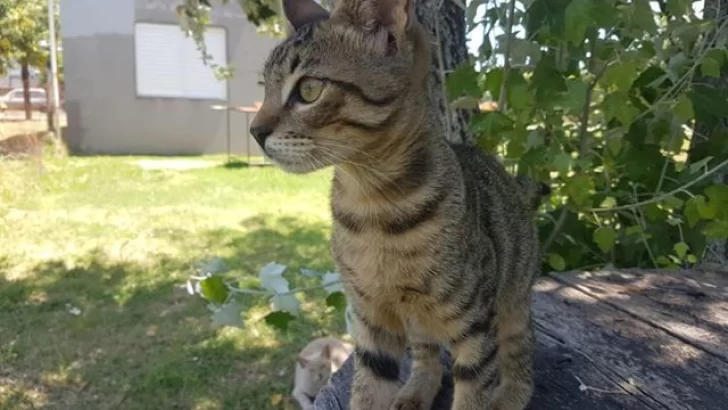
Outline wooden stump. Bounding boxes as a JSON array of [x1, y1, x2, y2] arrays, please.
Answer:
[[314, 269, 728, 410]]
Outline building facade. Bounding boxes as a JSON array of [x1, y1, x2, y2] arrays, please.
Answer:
[[60, 0, 279, 155]]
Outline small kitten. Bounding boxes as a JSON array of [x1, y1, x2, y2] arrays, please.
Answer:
[[292, 337, 353, 410]]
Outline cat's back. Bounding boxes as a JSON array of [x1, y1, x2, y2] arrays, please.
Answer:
[[447, 143, 530, 215]]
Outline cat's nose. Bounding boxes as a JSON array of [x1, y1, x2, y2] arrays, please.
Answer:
[[250, 124, 274, 147]]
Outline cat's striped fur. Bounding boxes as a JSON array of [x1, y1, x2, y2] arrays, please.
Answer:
[[250, 0, 550, 408]]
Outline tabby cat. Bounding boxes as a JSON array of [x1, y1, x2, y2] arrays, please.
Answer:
[[249, 0, 550, 408]]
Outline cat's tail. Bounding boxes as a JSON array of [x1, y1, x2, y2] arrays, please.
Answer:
[[515, 175, 551, 212]]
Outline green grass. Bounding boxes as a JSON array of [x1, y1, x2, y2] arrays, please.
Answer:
[[0, 153, 347, 410]]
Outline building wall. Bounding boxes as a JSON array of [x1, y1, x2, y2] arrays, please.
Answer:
[[60, 0, 279, 155]]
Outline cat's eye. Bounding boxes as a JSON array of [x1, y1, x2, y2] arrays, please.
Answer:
[[297, 77, 325, 104]]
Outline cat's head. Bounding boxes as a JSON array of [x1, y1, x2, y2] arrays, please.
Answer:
[[298, 344, 333, 383], [249, 0, 432, 174]]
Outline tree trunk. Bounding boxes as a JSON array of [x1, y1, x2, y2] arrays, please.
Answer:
[[415, 0, 478, 145], [690, 0, 728, 271], [21, 62, 32, 121], [46, 82, 55, 132]]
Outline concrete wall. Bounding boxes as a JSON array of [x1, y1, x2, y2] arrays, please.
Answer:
[[60, 0, 279, 155]]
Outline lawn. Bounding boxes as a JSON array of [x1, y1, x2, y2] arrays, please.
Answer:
[[0, 153, 348, 410]]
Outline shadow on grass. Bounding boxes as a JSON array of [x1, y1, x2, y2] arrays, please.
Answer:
[[220, 160, 249, 169], [0, 214, 344, 410]]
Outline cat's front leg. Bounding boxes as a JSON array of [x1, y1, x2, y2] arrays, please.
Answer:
[[350, 309, 406, 410], [449, 306, 500, 410], [390, 340, 443, 410]]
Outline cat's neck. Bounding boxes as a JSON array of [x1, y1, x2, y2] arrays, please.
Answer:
[[332, 128, 447, 202]]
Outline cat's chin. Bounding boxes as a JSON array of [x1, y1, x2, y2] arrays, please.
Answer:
[[272, 158, 329, 174]]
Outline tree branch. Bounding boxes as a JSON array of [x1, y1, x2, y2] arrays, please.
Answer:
[[590, 158, 728, 213], [497, 0, 517, 110]]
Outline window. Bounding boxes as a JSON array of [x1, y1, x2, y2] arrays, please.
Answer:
[[134, 22, 227, 100]]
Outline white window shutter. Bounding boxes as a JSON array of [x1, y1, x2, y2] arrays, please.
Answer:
[[134, 23, 227, 100]]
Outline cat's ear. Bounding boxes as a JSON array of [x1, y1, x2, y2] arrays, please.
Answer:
[[282, 0, 330, 32], [297, 356, 310, 367], [339, 0, 415, 36], [322, 344, 331, 359]]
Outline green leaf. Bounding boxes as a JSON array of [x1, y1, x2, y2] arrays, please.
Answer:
[[673, 93, 694, 123], [600, 60, 639, 91], [551, 151, 572, 174], [211, 302, 244, 328], [325, 291, 347, 311], [264, 311, 296, 331], [548, 253, 567, 271], [564, 0, 592, 44], [700, 55, 721, 78], [666, 0, 691, 15], [600, 197, 617, 209], [526, 130, 545, 151], [472, 111, 514, 141], [199, 275, 229, 304], [626, 225, 644, 236], [688, 85, 728, 118], [563, 174, 595, 208], [271, 294, 300, 315], [662, 195, 684, 210], [589, 1, 619, 27], [259, 262, 290, 293], [688, 156, 713, 174], [684, 196, 701, 228], [322, 271, 343, 294], [483, 68, 504, 101], [673, 242, 689, 259], [605, 128, 625, 156], [508, 83, 532, 111], [629, 0, 658, 35], [447, 63, 480, 100], [508, 38, 542, 66], [478, 37, 493, 60], [532, 53, 568, 103], [702, 221, 728, 239], [655, 255, 669, 266], [696, 195, 717, 220], [602, 93, 640, 125], [705, 185, 728, 213], [559, 79, 588, 112], [593, 226, 617, 253]]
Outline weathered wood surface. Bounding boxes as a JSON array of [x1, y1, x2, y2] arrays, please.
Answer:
[[314, 269, 728, 410]]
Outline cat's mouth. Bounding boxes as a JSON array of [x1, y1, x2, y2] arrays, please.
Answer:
[[264, 137, 333, 174]]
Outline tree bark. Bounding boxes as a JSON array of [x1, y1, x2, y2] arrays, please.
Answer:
[[690, 0, 728, 271], [415, 0, 478, 145], [21, 61, 32, 121]]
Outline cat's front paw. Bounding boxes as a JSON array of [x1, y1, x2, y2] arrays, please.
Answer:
[[390, 395, 428, 410]]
